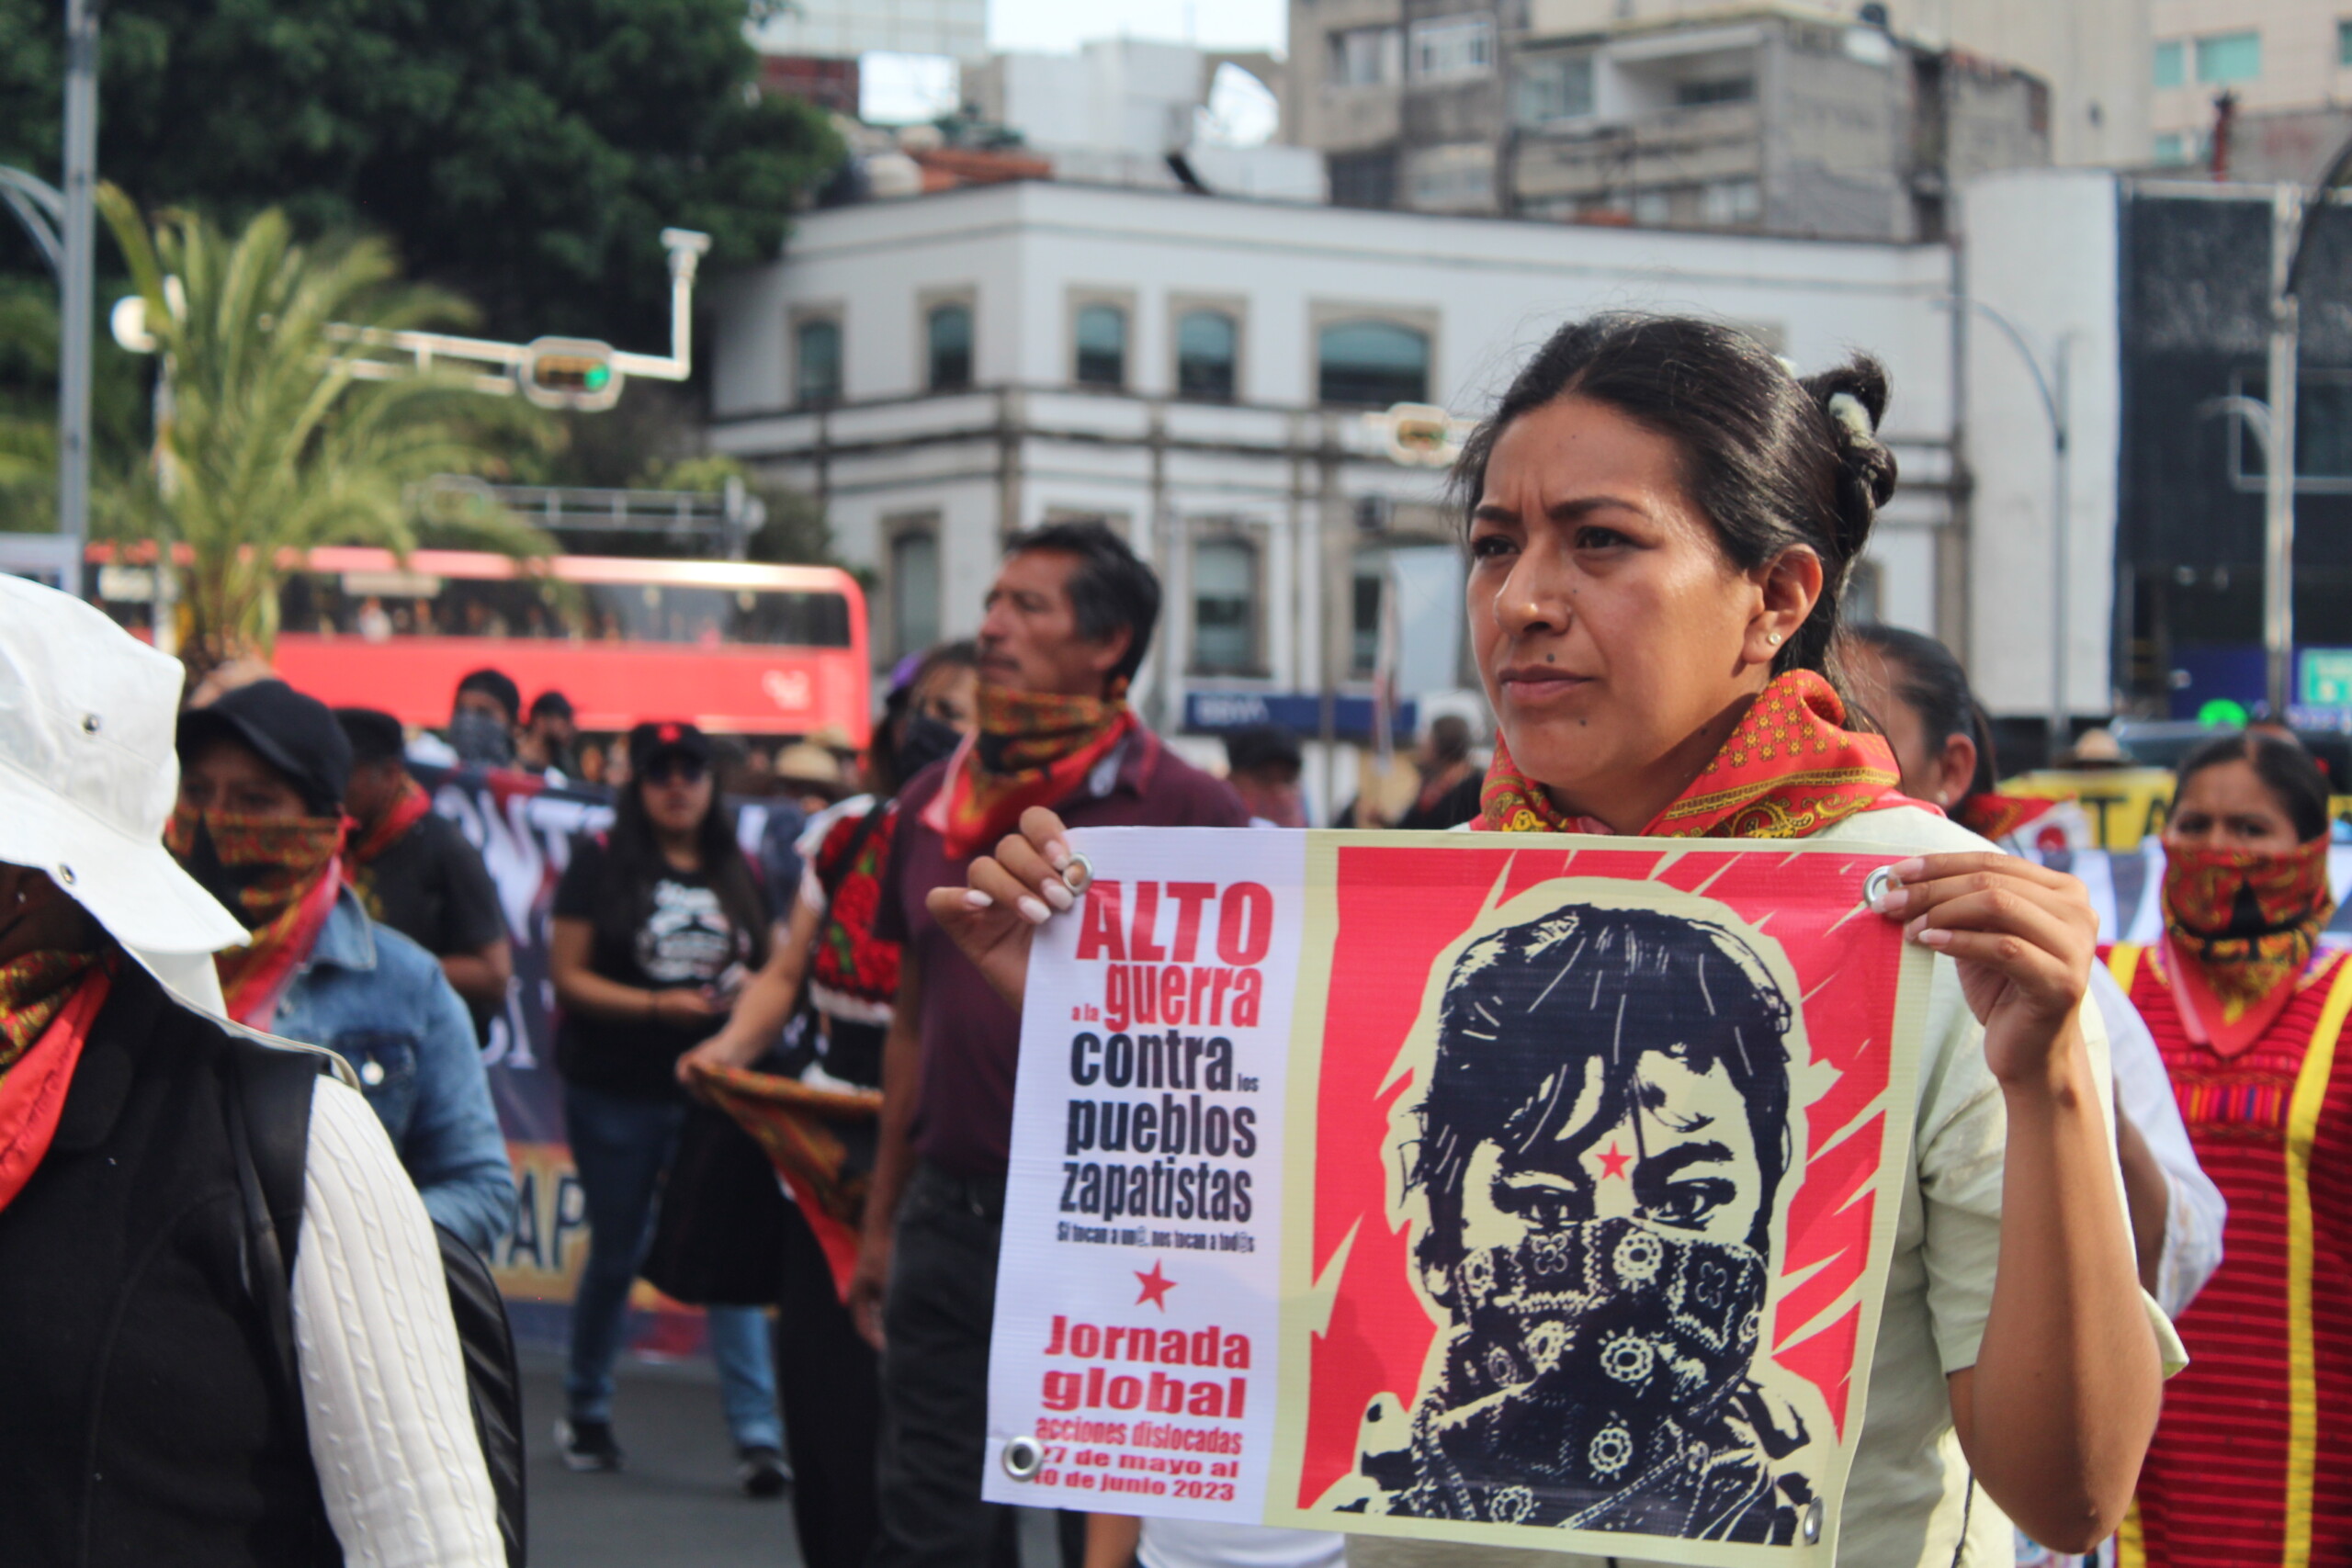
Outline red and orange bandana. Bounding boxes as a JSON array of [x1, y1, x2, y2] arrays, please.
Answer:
[[1476, 669, 1907, 839], [923, 683, 1136, 861], [0, 950, 111, 1213], [349, 773, 434, 867], [166, 806, 345, 1030], [2161, 839, 2336, 1056]]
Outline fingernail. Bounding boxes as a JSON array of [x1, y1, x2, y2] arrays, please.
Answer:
[[964, 889, 993, 909], [1018, 896, 1051, 924], [1045, 840, 1071, 871], [1917, 927, 1953, 948], [1890, 858, 1926, 879], [1873, 886, 1908, 914], [1041, 878, 1074, 911]]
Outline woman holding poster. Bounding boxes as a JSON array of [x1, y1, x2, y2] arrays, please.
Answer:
[[942, 315, 2171, 1568], [2108, 733, 2352, 1568]]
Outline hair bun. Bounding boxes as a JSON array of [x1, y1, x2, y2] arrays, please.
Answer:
[[1799, 355, 1897, 558]]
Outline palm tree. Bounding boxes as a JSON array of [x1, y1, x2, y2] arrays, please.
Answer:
[[96, 185, 549, 673]]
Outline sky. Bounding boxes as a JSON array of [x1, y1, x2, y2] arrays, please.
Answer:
[[989, 0, 1287, 56]]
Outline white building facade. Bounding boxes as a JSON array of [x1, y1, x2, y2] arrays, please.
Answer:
[[707, 181, 1964, 809]]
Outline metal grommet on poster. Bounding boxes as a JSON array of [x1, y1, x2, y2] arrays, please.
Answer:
[[1064, 852, 1094, 897], [1001, 1436, 1044, 1482], [1802, 1496, 1825, 1545], [54, 863, 75, 888], [1861, 865, 1894, 908]]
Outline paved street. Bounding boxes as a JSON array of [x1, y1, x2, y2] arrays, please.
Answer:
[[521, 1350, 802, 1568]]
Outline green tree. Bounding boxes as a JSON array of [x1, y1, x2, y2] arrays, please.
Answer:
[[0, 0, 842, 346], [98, 184, 548, 672]]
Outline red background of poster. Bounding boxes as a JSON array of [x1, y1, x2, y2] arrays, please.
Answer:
[[1300, 841, 1910, 1506]]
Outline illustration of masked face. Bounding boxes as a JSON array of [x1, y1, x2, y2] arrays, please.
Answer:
[[1406, 1048, 1772, 1523]]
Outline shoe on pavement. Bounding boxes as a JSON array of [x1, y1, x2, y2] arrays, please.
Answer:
[[556, 1416, 623, 1472], [737, 1445, 791, 1498]]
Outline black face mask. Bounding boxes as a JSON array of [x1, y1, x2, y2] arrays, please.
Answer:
[[895, 715, 964, 783]]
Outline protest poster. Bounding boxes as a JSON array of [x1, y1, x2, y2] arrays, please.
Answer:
[[982, 828, 1936, 1566]]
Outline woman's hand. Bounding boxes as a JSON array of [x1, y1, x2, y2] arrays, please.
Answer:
[[924, 807, 1091, 1011], [1873, 852, 2098, 1088], [675, 1026, 768, 1089], [650, 987, 723, 1028]]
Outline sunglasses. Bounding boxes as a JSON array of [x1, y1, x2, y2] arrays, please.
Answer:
[[640, 757, 707, 786]]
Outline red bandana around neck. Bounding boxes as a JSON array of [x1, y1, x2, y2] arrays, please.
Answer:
[[1476, 669, 1908, 840], [922, 683, 1136, 860], [0, 953, 113, 1213], [166, 806, 347, 1030], [2160, 839, 2336, 1056], [350, 773, 434, 867], [1954, 793, 2060, 845]]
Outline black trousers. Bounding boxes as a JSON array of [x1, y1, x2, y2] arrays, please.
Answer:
[[869, 1162, 1025, 1568], [774, 1200, 881, 1568]]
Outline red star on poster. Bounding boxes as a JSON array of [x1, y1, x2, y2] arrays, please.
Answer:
[[1597, 1142, 1631, 1179], [1134, 1260, 1177, 1311]]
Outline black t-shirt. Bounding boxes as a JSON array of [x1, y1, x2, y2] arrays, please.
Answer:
[[551, 836, 759, 1100], [352, 812, 507, 959]]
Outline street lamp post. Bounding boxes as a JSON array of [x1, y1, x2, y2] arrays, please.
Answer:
[[56, 0, 101, 582], [1952, 296, 2074, 760]]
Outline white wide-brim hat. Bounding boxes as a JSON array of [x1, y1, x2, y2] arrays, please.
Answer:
[[0, 573, 247, 1009]]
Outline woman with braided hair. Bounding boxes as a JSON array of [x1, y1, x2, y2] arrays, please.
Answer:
[[940, 314, 2175, 1567]]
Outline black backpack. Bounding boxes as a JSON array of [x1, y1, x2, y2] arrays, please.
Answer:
[[227, 1041, 528, 1566]]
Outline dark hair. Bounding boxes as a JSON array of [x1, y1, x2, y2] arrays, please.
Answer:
[[1004, 520, 1160, 686], [529, 690, 574, 723], [594, 770, 772, 971], [2176, 731, 2332, 842], [1453, 313, 1897, 692], [1426, 714, 1473, 766], [456, 668, 521, 723], [1845, 624, 1998, 796], [1225, 724, 1303, 776], [1409, 901, 1793, 1265], [334, 706, 408, 769], [872, 638, 980, 795]]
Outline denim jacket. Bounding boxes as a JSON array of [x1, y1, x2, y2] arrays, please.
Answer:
[[270, 886, 516, 1255]]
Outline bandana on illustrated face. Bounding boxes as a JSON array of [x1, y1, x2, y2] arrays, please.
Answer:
[[2161, 839, 2336, 1056], [922, 682, 1136, 861], [165, 805, 346, 1030], [1476, 669, 1907, 840], [1396, 1216, 1795, 1538]]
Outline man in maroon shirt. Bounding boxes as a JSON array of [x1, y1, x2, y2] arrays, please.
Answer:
[[860, 522, 1247, 1568]]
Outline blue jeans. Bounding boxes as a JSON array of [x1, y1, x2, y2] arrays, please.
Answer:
[[562, 1082, 784, 1451]]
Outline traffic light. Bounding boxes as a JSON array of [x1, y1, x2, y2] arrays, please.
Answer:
[[518, 337, 623, 411]]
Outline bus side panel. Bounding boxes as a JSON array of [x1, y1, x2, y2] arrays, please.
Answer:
[[270, 637, 872, 743]]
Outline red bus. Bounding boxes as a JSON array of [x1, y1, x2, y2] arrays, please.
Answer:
[[90, 546, 871, 743]]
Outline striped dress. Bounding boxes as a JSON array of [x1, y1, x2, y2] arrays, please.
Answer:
[[2111, 942, 2352, 1568]]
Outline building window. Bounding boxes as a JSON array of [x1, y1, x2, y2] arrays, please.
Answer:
[[2153, 39, 2185, 89], [1702, 177, 1762, 225], [1515, 54, 1594, 124], [1632, 187, 1673, 226], [2154, 131, 2189, 164], [926, 303, 972, 391], [1329, 149, 1399, 209], [888, 527, 941, 658], [795, 317, 842, 406], [1176, 310, 1238, 400], [1317, 320, 1430, 407], [1192, 537, 1259, 674], [1351, 554, 1384, 675], [2340, 19, 2352, 65], [1328, 25, 1402, 86], [2196, 31, 2260, 85], [1677, 76, 1756, 107], [1408, 15, 1494, 82], [1072, 304, 1126, 389]]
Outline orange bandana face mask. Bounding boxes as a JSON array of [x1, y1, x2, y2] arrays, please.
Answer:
[[923, 683, 1136, 861], [2162, 839, 2335, 1055], [166, 805, 346, 1028]]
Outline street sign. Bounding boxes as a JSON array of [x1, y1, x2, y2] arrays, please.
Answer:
[[1184, 691, 1417, 740], [2301, 648, 2352, 711]]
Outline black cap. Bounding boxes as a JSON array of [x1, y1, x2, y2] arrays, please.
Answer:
[[456, 667, 521, 723], [628, 720, 712, 774], [1225, 724, 1302, 774], [334, 707, 407, 767], [529, 690, 574, 722], [179, 680, 353, 816]]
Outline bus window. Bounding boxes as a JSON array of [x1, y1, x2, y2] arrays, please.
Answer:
[[267, 571, 852, 649]]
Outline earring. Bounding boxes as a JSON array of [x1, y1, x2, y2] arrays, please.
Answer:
[[1768, 632, 1783, 646]]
